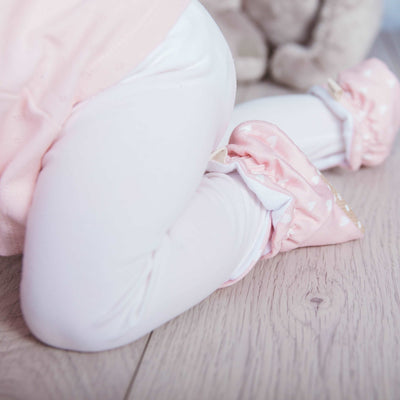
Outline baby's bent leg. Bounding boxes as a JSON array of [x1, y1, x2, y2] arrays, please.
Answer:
[[19, 1, 271, 351], [21, 142, 268, 352], [223, 58, 400, 172], [222, 94, 346, 171]]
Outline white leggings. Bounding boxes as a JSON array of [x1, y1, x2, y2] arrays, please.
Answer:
[[20, 0, 346, 352]]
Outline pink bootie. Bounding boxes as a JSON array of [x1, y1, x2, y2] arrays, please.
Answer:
[[207, 120, 364, 288], [309, 58, 400, 171]]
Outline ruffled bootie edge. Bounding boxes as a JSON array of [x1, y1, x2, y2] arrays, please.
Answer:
[[207, 120, 364, 288]]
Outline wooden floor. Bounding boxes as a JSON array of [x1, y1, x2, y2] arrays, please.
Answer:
[[1, 31, 399, 400]]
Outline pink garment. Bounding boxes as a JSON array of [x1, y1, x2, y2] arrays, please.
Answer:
[[207, 120, 364, 288], [0, 0, 190, 256], [309, 58, 400, 171]]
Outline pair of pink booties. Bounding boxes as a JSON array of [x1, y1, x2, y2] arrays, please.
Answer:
[[207, 58, 400, 288]]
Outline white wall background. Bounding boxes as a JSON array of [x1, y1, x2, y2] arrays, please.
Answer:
[[382, 0, 400, 30]]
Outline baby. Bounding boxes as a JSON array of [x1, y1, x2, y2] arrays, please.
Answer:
[[0, 0, 399, 352]]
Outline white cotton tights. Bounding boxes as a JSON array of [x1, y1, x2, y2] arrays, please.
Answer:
[[20, 0, 346, 352]]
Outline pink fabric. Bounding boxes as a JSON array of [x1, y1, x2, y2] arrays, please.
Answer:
[[207, 121, 364, 288], [319, 58, 400, 171], [336, 58, 400, 170], [0, 0, 190, 256]]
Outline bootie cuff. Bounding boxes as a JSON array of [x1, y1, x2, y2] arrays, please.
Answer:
[[207, 121, 364, 288]]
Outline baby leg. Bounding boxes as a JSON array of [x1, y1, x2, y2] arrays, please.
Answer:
[[222, 58, 400, 172], [19, 0, 270, 352], [224, 94, 347, 171]]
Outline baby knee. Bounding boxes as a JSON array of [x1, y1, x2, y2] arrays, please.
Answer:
[[19, 277, 117, 352], [20, 289, 101, 352], [19, 268, 150, 352]]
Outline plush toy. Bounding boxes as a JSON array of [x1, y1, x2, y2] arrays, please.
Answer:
[[201, 0, 383, 90], [200, 0, 267, 82]]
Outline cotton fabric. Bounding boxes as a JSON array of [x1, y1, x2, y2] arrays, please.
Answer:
[[0, 0, 190, 255]]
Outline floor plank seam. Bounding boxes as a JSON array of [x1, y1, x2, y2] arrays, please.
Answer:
[[123, 331, 153, 400]]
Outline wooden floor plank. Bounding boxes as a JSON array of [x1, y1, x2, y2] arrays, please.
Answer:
[[0, 255, 150, 400], [128, 31, 400, 400]]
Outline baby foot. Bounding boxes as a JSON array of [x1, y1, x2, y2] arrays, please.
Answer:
[[309, 58, 400, 171], [207, 120, 364, 288]]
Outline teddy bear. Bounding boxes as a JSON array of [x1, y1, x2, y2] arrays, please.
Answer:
[[200, 0, 268, 82], [200, 0, 382, 90]]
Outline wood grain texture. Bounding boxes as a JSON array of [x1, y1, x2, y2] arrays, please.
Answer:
[[127, 31, 400, 400], [0, 256, 150, 400]]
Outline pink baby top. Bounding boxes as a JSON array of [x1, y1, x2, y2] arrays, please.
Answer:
[[0, 0, 190, 256]]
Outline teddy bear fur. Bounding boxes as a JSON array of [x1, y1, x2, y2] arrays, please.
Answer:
[[200, 0, 382, 90], [200, 0, 268, 82]]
